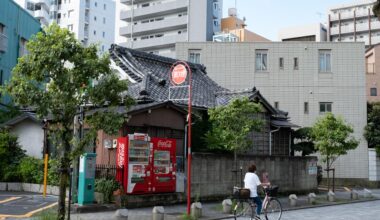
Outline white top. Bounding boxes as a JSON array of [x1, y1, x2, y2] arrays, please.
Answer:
[[244, 172, 261, 197]]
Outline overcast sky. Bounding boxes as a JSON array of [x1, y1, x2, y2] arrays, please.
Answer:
[[222, 0, 354, 41]]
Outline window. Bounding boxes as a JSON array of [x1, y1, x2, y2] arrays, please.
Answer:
[[304, 102, 309, 114], [103, 4, 106, 10], [371, 88, 377, 96], [102, 45, 105, 52], [103, 17, 106, 24], [188, 50, 201, 64], [319, 50, 331, 72], [95, 2, 97, 7], [255, 50, 268, 71], [0, 70, 3, 86], [0, 23, 5, 34], [279, 57, 284, 69], [19, 38, 28, 57], [274, 102, 279, 109], [94, 16, 97, 21], [67, 24, 73, 31], [68, 10, 73, 18], [102, 32, 105, 37], [293, 57, 299, 70], [93, 30, 96, 35], [142, 3, 149, 7], [319, 102, 332, 113]]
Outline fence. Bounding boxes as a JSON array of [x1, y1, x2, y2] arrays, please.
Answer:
[[95, 164, 123, 180]]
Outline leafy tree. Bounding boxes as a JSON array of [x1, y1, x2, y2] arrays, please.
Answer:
[[365, 102, 380, 154], [291, 127, 315, 156], [0, 130, 25, 182], [205, 97, 263, 181], [4, 23, 130, 220], [311, 113, 358, 190], [373, 0, 380, 18]]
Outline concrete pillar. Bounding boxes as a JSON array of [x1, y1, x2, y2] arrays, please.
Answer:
[[191, 202, 202, 219], [152, 206, 164, 220], [308, 193, 317, 204], [351, 190, 359, 200], [113, 209, 128, 220], [327, 190, 336, 202], [222, 199, 232, 214], [364, 189, 372, 198], [288, 194, 298, 207]]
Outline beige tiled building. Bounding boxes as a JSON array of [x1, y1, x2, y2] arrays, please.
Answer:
[[365, 44, 380, 103], [176, 42, 369, 182]]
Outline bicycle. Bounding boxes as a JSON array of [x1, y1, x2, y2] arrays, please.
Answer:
[[233, 185, 282, 220]]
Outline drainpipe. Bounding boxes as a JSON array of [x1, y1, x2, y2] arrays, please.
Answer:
[[269, 127, 280, 156]]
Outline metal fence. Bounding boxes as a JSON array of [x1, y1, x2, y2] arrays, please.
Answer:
[[95, 164, 123, 180]]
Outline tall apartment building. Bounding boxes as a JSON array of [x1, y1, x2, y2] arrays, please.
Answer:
[[0, 0, 41, 105], [176, 42, 370, 182], [14, 0, 115, 52], [328, 0, 380, 46], [118, 0, 222, 58], [278, 23, 327, 42]]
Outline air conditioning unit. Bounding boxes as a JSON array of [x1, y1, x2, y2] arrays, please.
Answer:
[[113, 139, 118, 148]]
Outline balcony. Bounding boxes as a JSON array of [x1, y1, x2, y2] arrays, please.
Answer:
[[0, 33, 8, 53], [121, 0, 152, 5], [340, 24, 355, 34], [85, 0, 90, 9], [120, 16, 187, 37], [124, 33, 187, 49], [34, 0, 50, 7], [120, 0, 188, 22], [34, 8, 50, 21], [355, 9, 371, 18], [50, 4, 57, 12], [356, 22, 369, 32], [371, 21, 380, 30], [330, 26, 339, 35]]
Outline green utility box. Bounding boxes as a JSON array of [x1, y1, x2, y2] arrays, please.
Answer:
[[78, 153, 96, 205]]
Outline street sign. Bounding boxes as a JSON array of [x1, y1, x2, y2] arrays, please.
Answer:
[[171, 64, 187, 85]]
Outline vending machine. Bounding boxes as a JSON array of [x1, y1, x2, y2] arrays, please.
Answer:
[[116, 134, 177, 194], [151, 138, 176, 193], [116, 133, 152, 194]]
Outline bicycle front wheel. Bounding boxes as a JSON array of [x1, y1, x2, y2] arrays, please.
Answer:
[[264, 198, 282, 220], [234, 201, 254, 220]]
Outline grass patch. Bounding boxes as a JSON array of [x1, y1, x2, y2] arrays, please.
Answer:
[[181, 213, 196, 220], [31, 208, 57, 220], [212, 203, 224, 212]]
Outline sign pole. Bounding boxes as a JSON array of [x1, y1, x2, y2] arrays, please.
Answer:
[[187, 64, 192, 215]]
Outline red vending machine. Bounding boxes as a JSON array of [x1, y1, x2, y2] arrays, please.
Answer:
[[116, 133, 152, 194], [151, 138, 176, 193]]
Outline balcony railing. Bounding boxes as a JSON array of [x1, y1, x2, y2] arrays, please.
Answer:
[[0, 33, 8, 53], [367, 63, 375, 74], [123, 33, 187, 49]]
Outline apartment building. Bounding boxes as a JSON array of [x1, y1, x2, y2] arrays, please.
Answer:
[[278, 23, 327, 42], [176, 42, 369, 182], [15, 0, 115, 52], [328, 0, 380, 46], [365, 45, 380, 103], [118, 0, 222, 58], [0, 0, 41, 105]]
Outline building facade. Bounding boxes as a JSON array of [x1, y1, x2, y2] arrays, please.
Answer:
[[365, 44, 380, 102], [118, 0, 222, 58], [176, 42, 368, 182], [328, 0, 380, 46], [0, 0, 41, 105], [15, 0, 115, 52], [278, 23, 327, 42]]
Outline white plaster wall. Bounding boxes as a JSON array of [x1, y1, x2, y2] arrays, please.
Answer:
[[176, 42, 368, 179], [10, 120, 44, 159], [278, 23, 327, 42]]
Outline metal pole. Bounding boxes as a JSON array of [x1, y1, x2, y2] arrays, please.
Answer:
[[186, 63, 192, 215], [332, 169, 335, 192], [68, 166, 73, 220], [42, 120, 48, 198]]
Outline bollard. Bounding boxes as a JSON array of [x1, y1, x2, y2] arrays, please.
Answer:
[[364, 188, 372, 198], [222, 199, 232, 214], [327, 190, 336, 202], [113, 209, 128, 220], [191, 202, 202, 219], [351, 190, 359, 200], [288, 194, 298, 207], [152, 206, 164, 220], [308, 193, 317, 205]]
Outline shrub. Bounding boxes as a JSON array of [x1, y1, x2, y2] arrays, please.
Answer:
[[0, 130, 25, 182], [19, 157, 44, 184], [47, 159, 60, 186], [95, 178, 120, 203]]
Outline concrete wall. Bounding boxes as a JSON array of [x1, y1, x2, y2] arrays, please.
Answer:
[[176, 42, 368, 180], [369, 149, 380, 181], [365, 45, 380, 102], [278, 23, 327, 42], [10, 119, 44, 159], [191, 153, 318, 199]]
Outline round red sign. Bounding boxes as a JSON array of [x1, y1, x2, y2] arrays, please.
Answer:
[[171, 64, 187, 85]]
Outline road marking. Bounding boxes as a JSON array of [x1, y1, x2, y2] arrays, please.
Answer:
[[0, 197, 21, 204], [0, 202, 58, 219]]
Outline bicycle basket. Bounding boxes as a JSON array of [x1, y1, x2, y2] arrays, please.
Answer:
[[266, 185, 279, 197], [233, 187, 251, 199]]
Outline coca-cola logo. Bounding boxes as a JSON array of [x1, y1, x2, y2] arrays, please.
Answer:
[[157, 140, 172, 148]]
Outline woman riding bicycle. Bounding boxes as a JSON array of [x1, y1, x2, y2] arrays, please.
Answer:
[[244, 164, 271, 220]]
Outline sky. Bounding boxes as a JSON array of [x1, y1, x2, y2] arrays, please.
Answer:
[[222, 0, 354, 41]]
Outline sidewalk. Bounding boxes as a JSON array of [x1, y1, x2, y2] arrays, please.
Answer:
[[69, 188, 380, 220]]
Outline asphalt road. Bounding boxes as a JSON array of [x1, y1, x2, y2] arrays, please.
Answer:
[[0, 191, 57, 219]]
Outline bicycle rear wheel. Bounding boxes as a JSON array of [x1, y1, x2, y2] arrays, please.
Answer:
[[234, 201, 254, 220], [264, 198, 282, 220]]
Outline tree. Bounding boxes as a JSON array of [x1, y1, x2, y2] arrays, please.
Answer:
[[0, 130, 25, 182], [4, 24, 130, 220], [365, 102, 380, 154], [291, 127, 315, 156], [373, 0, 380, 19], [205, 97, 263, 182], [311, 113, 358, 190]]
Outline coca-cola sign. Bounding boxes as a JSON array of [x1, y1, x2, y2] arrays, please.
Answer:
[[157, 140, 172, 148]]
